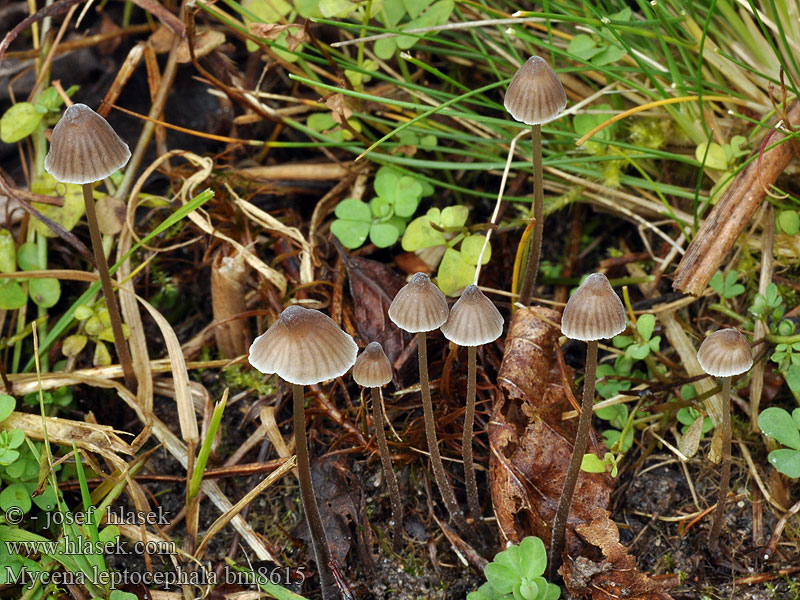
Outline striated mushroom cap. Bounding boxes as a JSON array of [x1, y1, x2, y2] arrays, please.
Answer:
[[561, 273, 626, 341], [440, 285, 504, 347], [248, 305, 358, 385], [352, 342, 393, 388], [45, 103, 131, 184], [697, 328, 753, 377], [388, 272, 449, 333], [504, 56, 567, 126]]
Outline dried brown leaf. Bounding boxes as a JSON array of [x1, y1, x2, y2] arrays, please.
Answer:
[[249, 23, 308, 52], [490, 307, 612, 557], [326, 93, 353, 124], [177, 28, 226, 63], [340, 253, 408, 367], [210, 249, 251, 358], [1, 412, 131, 471], [565, 508, 674, 600]]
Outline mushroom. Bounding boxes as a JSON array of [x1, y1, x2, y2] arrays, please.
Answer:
[[549, 273, 626, 576], [440, 284, 503, 527], [696, 328, 752, 547], [388, 272, 471, 534], [352, 342, 403, 549], [249, 306, 357, 600], [44, 103, 135, 389], [504, 56, 567, 306]]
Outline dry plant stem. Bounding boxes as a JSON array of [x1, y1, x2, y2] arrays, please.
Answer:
[[709, 377, 732, 547], [673, 101, 800, 296], [463, 346, 482, 526], [417, 332, 471, 535], [518, 124, 543, 306], [81, 184, 135, 390], [293, 384, 336, 600], [750, 204, 774, 432], [550, 339, 598, 578], [370, 387, 403, 549]]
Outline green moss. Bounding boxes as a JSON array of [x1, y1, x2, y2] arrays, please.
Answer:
[[222, 364, 276, 396]]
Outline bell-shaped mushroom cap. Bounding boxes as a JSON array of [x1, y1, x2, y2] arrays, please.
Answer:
[[561, 273, 626, 341], [504, 56, 567, 126], [388, 272, 448, 333], [697, 328, 753, 377], [45, 103, 131, 184], [248, 305, 357, 385], [440, 285, 504, 347], [352, 342, 393, 388]]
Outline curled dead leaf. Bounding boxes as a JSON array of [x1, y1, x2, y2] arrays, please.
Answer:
[[326, 93, 353, 124], [490, 307, 613, 558], [249, 23, 309, 52], [565, 508, 674, 599], [176, 29, 226, 63], [1, 412, 132, 471]]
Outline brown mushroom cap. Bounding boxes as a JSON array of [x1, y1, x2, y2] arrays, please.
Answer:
[[44, 103, 131, 184], [440, 285, 504, 347], [352, 342, 393, 388], [388, 272, 449, 333], [503, 56, 567, 126], [697, 328, 753, 377], [248, 305, 357, 385], [561, 273, 626, 341]]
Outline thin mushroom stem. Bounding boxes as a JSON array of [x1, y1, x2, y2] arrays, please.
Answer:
[[550, 339, 598, 578], [81, 184, 136, 391], [417, 331, 472, 535], [370, 386, 403, 550], [463, 345, 482, 526], [518, 123, 544, 306], [292, 384, 336, 600], [709, 376, 732, 546]]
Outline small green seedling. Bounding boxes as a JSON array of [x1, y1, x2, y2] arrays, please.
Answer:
[[373, 0, 454, 60], [0, 84, 77, 144], [758, 407, 800, 478], [677, 407, 713, 436], [694, 136, 747, 171], [709, 270, 745, 301], [676, 384, 713, 435], [612, 313, 661, 361], [331, 166, 431, 249], [595, 399, 634, 453], [65, 302, 130, 366], [573, 103, 622, 186], [402, 205, 491, 295], [581, 450, 622, 478], [468, 536, 560, 600], [749, 283, 784, 322], [566, 8, 631, 67], [307, 111, 363, 143]]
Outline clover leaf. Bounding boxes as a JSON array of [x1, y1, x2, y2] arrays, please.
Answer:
[[777, 210, 800, 236], [709, 270, 745, 300], [403, 208, 447, 251], [618, 313, 660, 361], [470, 536, 560, 600], [759, 407, 800, 478], [332, 168, 429, 250], [0, 395, 15, 423], [15, 241, 61, 308]]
